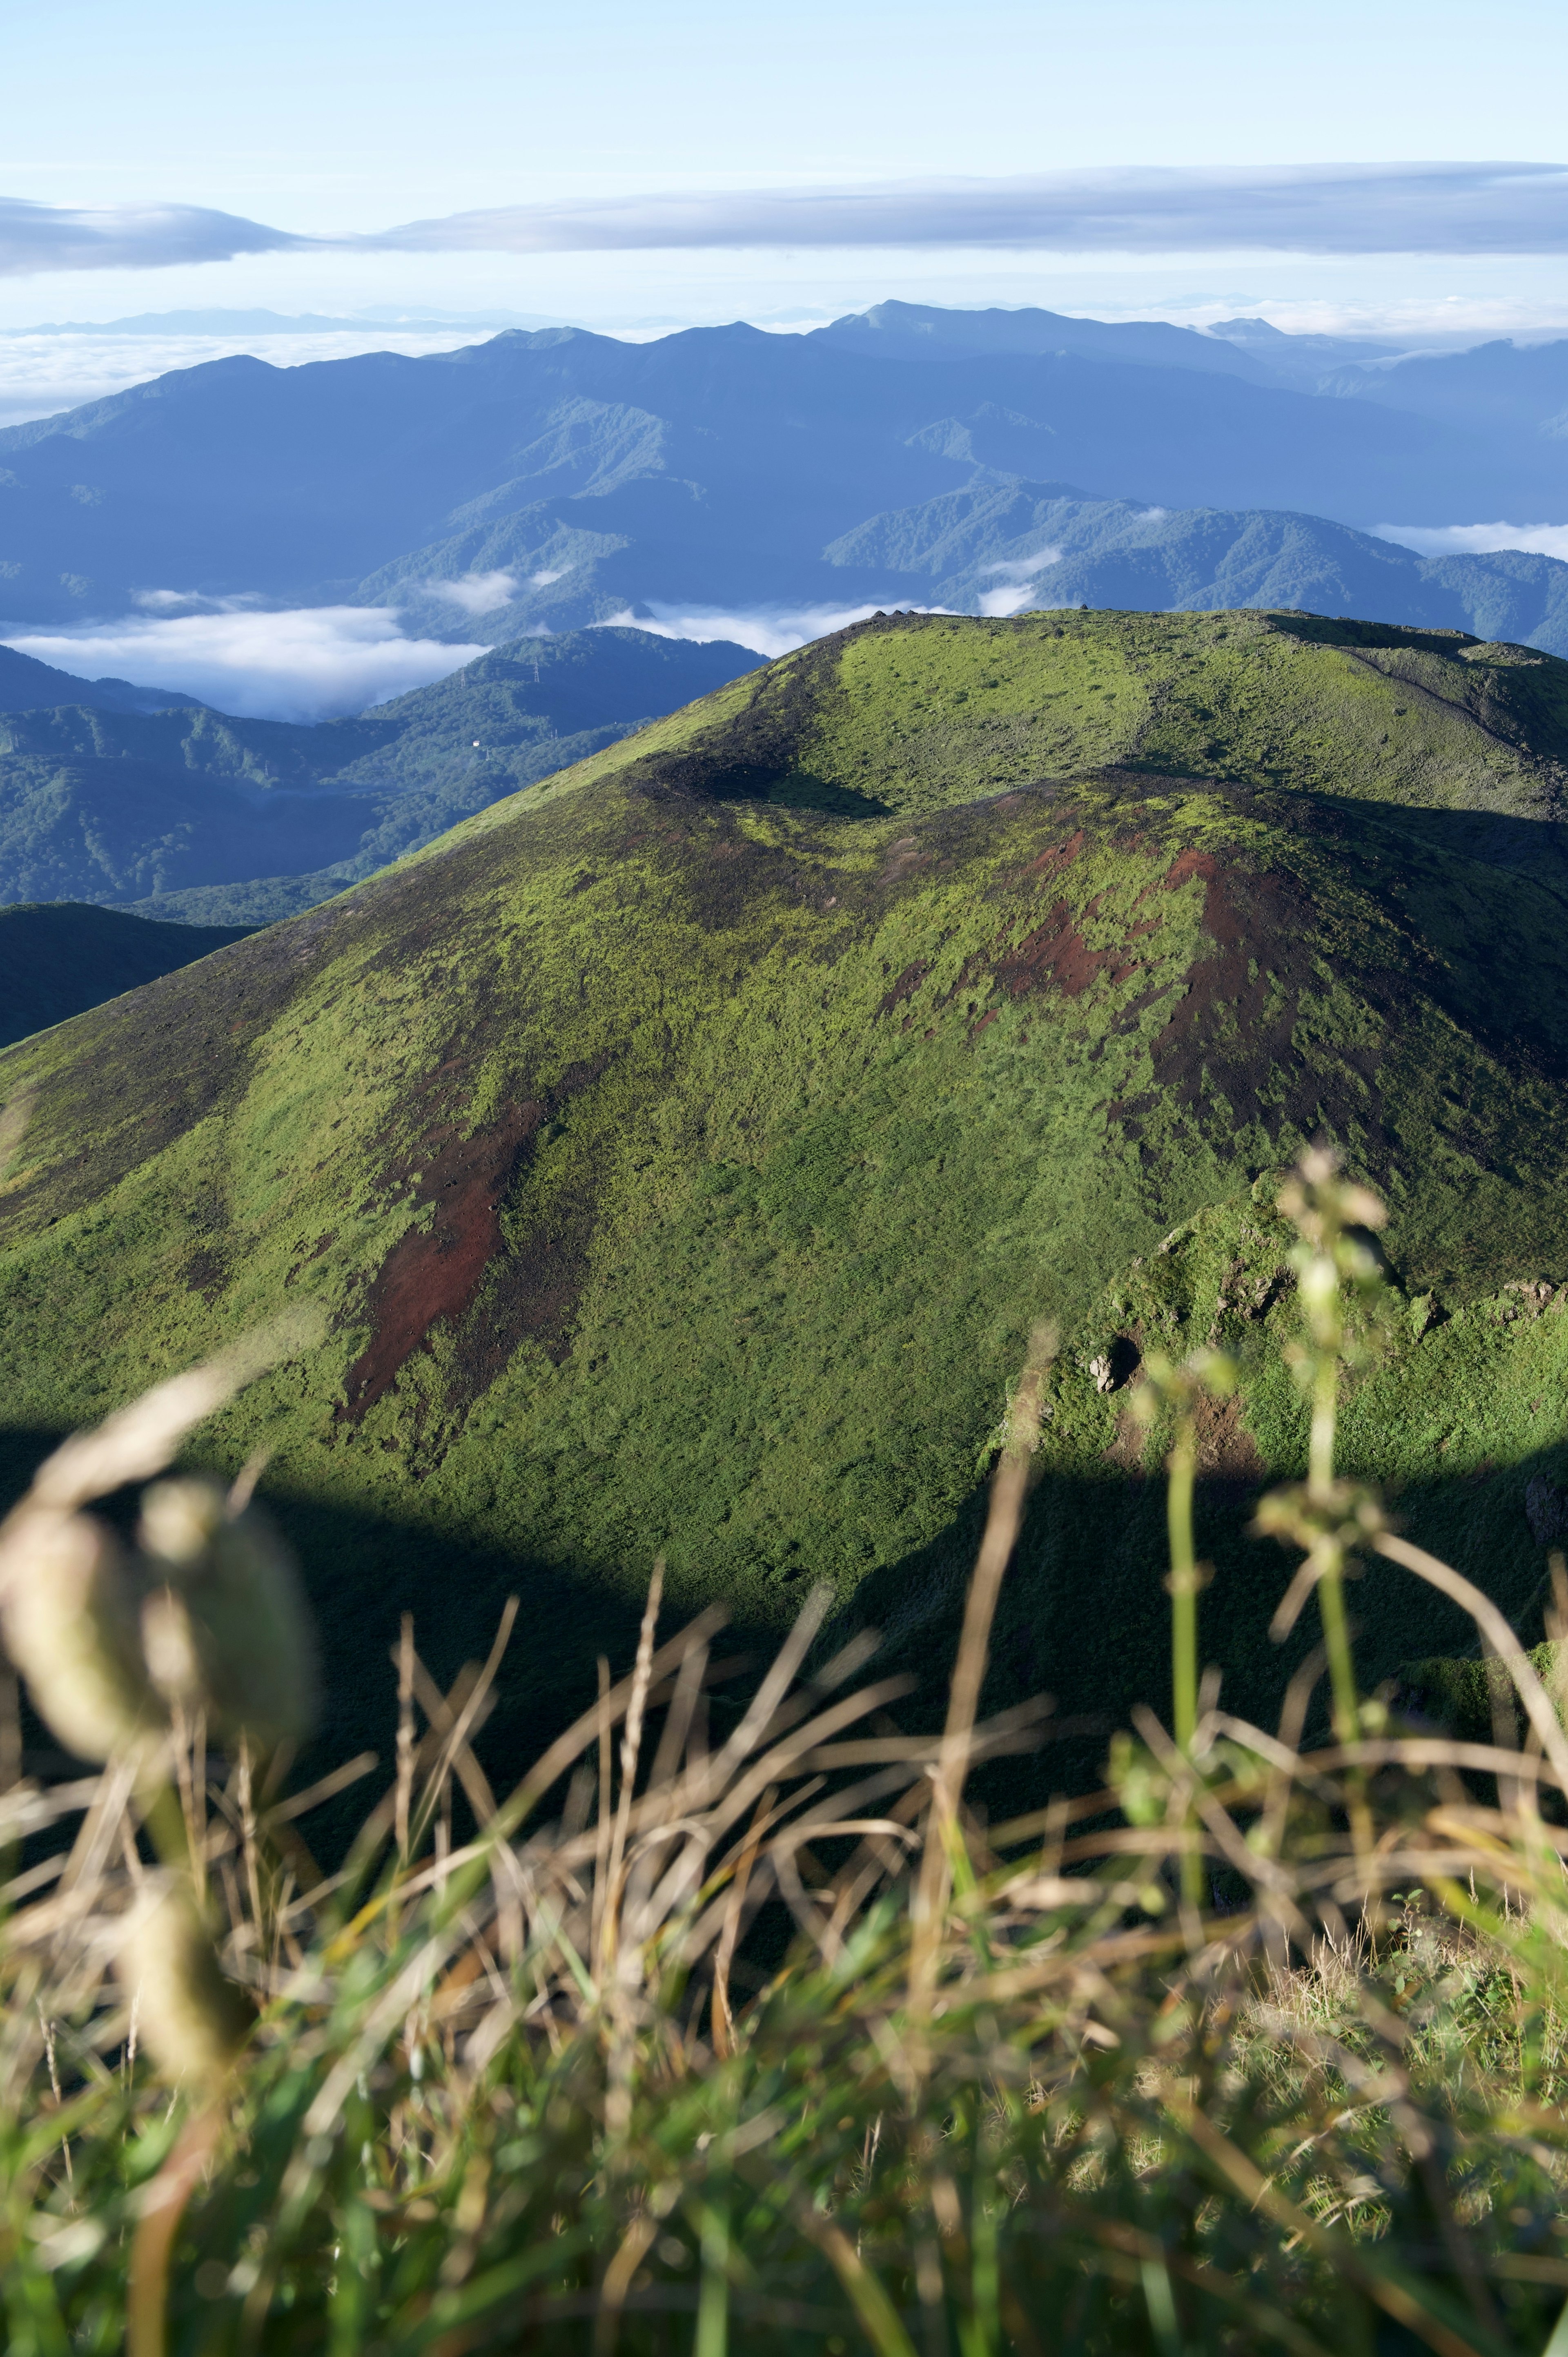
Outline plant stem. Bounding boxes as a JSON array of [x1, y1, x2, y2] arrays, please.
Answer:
[[1309, 1351, 1338, 1501], [1307, 1324, 1372, 1869], [1316, 1548, 1361, 1750], [1167, 1409, 1206, 1911], [696, 2161, 730, 2357], [1168, 1413, 1198, 1753]]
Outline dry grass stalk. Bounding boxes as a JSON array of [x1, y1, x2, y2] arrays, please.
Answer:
[[8, 1162, 1568, 2350]]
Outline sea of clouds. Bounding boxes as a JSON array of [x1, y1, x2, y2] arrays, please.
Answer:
[[3, 603, 488, 721], [11, 516, 1568, 724], [2, 591, 967, 718]]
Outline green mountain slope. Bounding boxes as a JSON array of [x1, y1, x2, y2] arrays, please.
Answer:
[[0, 628, 759, 923], [5, 607, 1568, 1784], [0, 902, 252, 1048]]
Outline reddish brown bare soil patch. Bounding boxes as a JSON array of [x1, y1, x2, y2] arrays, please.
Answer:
[[1023, 829, 1087, 880], [877, 959, 929, 1017], [1136, 854, 1375, 1142], [991, 889, 1155, 1004], [340, 1105, 542, 1418], [1163, 847, 1217, 892]]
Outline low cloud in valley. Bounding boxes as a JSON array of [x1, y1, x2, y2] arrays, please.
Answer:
[[0, 604, 483, 721], [1371, 519, 1568, 562]]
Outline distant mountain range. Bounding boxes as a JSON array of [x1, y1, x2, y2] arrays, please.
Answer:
[[0, 628, 759, 927], [834, 484, 1568, 652], [6, 300, 1568, 637]]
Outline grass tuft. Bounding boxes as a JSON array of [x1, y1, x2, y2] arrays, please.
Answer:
[[3, 1156, 1568, 2350]]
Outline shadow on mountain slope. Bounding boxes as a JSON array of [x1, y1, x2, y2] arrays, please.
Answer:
[[3, 1415, 1556, 1850]]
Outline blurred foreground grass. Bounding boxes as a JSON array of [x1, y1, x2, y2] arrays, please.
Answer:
[[4, 1157, 1568, 2355]]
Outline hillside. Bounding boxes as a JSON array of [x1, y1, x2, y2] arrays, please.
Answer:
[[0, 627, 759, 922], [6, 606, 1568, 1789], [0, 901, 251, 1048]]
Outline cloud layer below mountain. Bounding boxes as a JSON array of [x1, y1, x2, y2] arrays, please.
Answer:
[[10, 164, 1568, 279], [1372, 519, 1568, 562], [0, 606, 484, 721], [597, 601, 953, 659]]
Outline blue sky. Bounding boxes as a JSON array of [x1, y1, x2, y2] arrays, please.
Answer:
[[6, 0, 1568, 332]]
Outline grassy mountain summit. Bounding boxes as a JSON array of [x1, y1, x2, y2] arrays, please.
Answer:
[[5, 606, 1568, 1784]]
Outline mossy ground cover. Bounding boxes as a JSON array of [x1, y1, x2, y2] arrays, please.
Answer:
[[723, 607, 1568, 822], [6, 608, 1568, 1796]]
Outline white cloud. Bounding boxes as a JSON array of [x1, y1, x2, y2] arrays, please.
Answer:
[[11, 164, 1568, 293], [421, 568, 519, 613], [1369, 520, 1568, 562], [977, 584, 1045, 618], [983, 547, 1061, 580], [0, 605, 484, 721], [362, 165, 1568, 261], [0, 196, 307, 277], [530, 568, 565, 585], [595, 599, 954, 660]]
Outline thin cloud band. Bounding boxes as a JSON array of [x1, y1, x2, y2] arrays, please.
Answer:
[[4, 163, 1568, 276]]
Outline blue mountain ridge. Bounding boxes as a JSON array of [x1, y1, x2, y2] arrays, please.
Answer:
[[824, 483, 1568, 656], [0, 308, 1552, 632]]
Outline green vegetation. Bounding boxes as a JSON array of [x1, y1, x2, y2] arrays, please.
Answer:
[[6, 1165, 1568, 2355], [0, 902, 252, 1049], [6, 609, 1568, 1788]]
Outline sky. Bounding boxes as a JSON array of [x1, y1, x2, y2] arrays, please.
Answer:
[[9, 0, 1568, 715], [6, 0, 1568, 336]]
